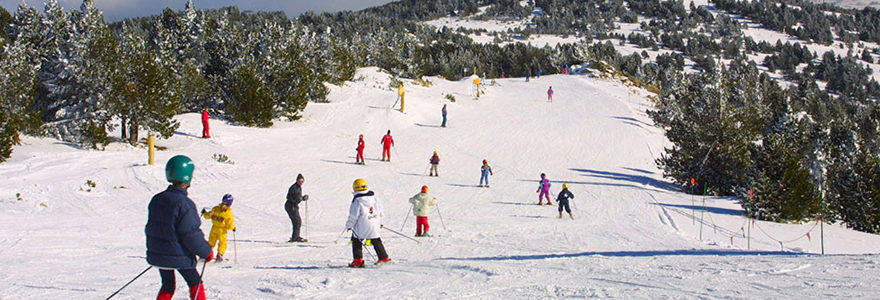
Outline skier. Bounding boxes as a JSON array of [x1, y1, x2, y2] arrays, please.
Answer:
[[285, 174, 309, 242], [557, 184, 575, 219], [479, 159, 493, 187], [536, 65, 542, 78], [537, 173, 553, 205], [201, 194, 236, 262], [398, 83, 405, 113], [429, 151, 440, 176], [380, 130, 394, 162], [409, 185, 439, 237], [441, 104, 448, 128], [547, 86, 554, 102], [356, 134, 365, 165], [346, 178, 391, 267], [146, 155, 213, 300], [525, 67, 531, 82], [201, 109, 210, 138]]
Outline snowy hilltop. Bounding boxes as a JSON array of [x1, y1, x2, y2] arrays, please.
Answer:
[[1, 67, 879, 298]]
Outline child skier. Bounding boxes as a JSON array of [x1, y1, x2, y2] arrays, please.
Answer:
[[346, 178, 391, 267], [409, 185, 439, 236], [547, 86, 553, 102], [479, 159, 493, 187], [557, 184, 574, 219], [356, 134, 365, 165], [537, 173, 553, 205], [201, 109, 210, 138], [146, 155, 213, 300], [380, 130, 394, 162], [201, 194, 237, 262], [441, 104, 448, 128], [429, 151, 440, 176]]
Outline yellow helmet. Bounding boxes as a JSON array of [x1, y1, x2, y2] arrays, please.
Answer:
[[562, 183, 569, 189], [433, 151, 438, 155], [353, 178, 368, 192]]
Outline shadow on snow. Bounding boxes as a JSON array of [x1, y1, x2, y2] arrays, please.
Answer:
[[569, 168, 680, 192], [651, 202, 745, 217], [438, 249, 808, 262]]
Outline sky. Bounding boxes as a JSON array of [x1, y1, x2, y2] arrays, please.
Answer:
[[0, 0, 396, 22]]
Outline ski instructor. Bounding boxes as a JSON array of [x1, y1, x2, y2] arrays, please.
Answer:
[[285, 173, 309, 242], [145, 155, 213, 300]]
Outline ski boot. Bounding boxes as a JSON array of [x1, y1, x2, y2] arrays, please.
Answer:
[[375, 257, 391, 265], [349, 258, 365, 268]]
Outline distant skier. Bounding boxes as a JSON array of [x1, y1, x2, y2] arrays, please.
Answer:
[[536, 65, 542, 78], [526, 67, 531, 82], [479, 159, 493, 187], [409, 185, 439, 237], [201, 109, 210, 138], [429, 151, 440, 176], [285, 174, 309, 242], [146, 155, 213, 300], [201, 194, 236, 262], [547, 86, 553, 102], [380, 130, 395, 162], [398, 83, 406, 113], [557, 184, 575, 219], [537, 173, 552, 205], [441, 104, 448, 128], [356, 134, 365, 165], [346, 178, 391, 267]]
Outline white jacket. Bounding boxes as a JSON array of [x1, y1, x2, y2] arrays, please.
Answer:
[[345, 191, 384, 239], [409, 193, 438, 217]]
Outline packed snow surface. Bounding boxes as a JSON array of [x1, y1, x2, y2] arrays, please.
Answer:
[[1, 68, 878, 299]]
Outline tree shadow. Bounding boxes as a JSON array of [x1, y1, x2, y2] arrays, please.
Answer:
[[651, 203, 745, 216], [569, 168, 679, 192], [438, 249, 808, 262]]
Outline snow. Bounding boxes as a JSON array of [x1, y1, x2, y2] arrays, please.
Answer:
[[2, 67, 879, 298]]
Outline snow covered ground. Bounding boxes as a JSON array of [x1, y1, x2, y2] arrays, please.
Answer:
[[1, 67, 879, 299]]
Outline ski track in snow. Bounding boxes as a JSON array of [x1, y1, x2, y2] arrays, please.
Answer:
[[1, 69, 879, 299]]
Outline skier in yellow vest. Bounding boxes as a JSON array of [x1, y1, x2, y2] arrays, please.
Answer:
[[201, 194, 236, 262]]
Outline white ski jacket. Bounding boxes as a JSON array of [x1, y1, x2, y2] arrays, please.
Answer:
[[408, 192, 438, 217], [346, 190, 384, 239]]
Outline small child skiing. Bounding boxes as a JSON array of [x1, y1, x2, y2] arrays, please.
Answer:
[[557, 184, 574, 219], [429, 151, 440, 176], [356, 134, 365, 165], [201, 194, 236, 262], [409, 185, 439, 236], [479, 159, 493, 187], [547, 86, 553, 102], [537, 173, 553, 205], [441, 104, 448, 128]]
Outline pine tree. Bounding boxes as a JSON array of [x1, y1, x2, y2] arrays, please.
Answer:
[[0, 39, 42, 162]]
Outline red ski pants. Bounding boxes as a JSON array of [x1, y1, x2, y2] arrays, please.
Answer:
[[382, 146, 391, 160], [202, 121, 210, 138], [416, 216, 429, 235]]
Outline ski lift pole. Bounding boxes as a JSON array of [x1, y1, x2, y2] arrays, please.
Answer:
[[699, 182, 707, 241]]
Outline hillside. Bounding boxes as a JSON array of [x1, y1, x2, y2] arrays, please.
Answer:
[[1, 68, 879, 298]]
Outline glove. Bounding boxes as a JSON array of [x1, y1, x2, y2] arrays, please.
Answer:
[[205, 251, 214, 263], [346, 228, 352, 232], [302, 195, 309, 201], [232, 227, 237, 232], [200, 208, 208, 214]]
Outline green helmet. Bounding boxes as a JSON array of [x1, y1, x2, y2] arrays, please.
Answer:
[[165, 155, 194, 184]]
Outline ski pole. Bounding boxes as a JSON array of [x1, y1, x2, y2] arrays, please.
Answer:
[[400, 204, 413, 231], [233, 230, 238, 264], [334, 228, 349, 244], [105, 266, 152, 300], [304, 201, 309, 239], [193, 260, 207, 300], [436, 203, 447, 230], [382, 225, 420, 244]]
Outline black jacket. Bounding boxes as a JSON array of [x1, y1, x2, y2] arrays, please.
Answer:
[[286, 183, 304, 208]]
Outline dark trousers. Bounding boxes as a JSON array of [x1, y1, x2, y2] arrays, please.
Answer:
[[558, 199, 571, 213], [285, 203, 302, 239], [159, 268, 201, 292], [351, 237, 388, 260]]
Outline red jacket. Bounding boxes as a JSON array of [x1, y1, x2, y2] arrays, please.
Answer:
[[201, 110, 209, 122], [357, 138, 365, 151], [381, 134, 394, 148]]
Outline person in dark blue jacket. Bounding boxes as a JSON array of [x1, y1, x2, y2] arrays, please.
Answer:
[[146, 155, 213, 300], [556, 183, 575, 219]]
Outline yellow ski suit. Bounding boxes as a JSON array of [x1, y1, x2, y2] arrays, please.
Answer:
[[202, 204, 236, 255]]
